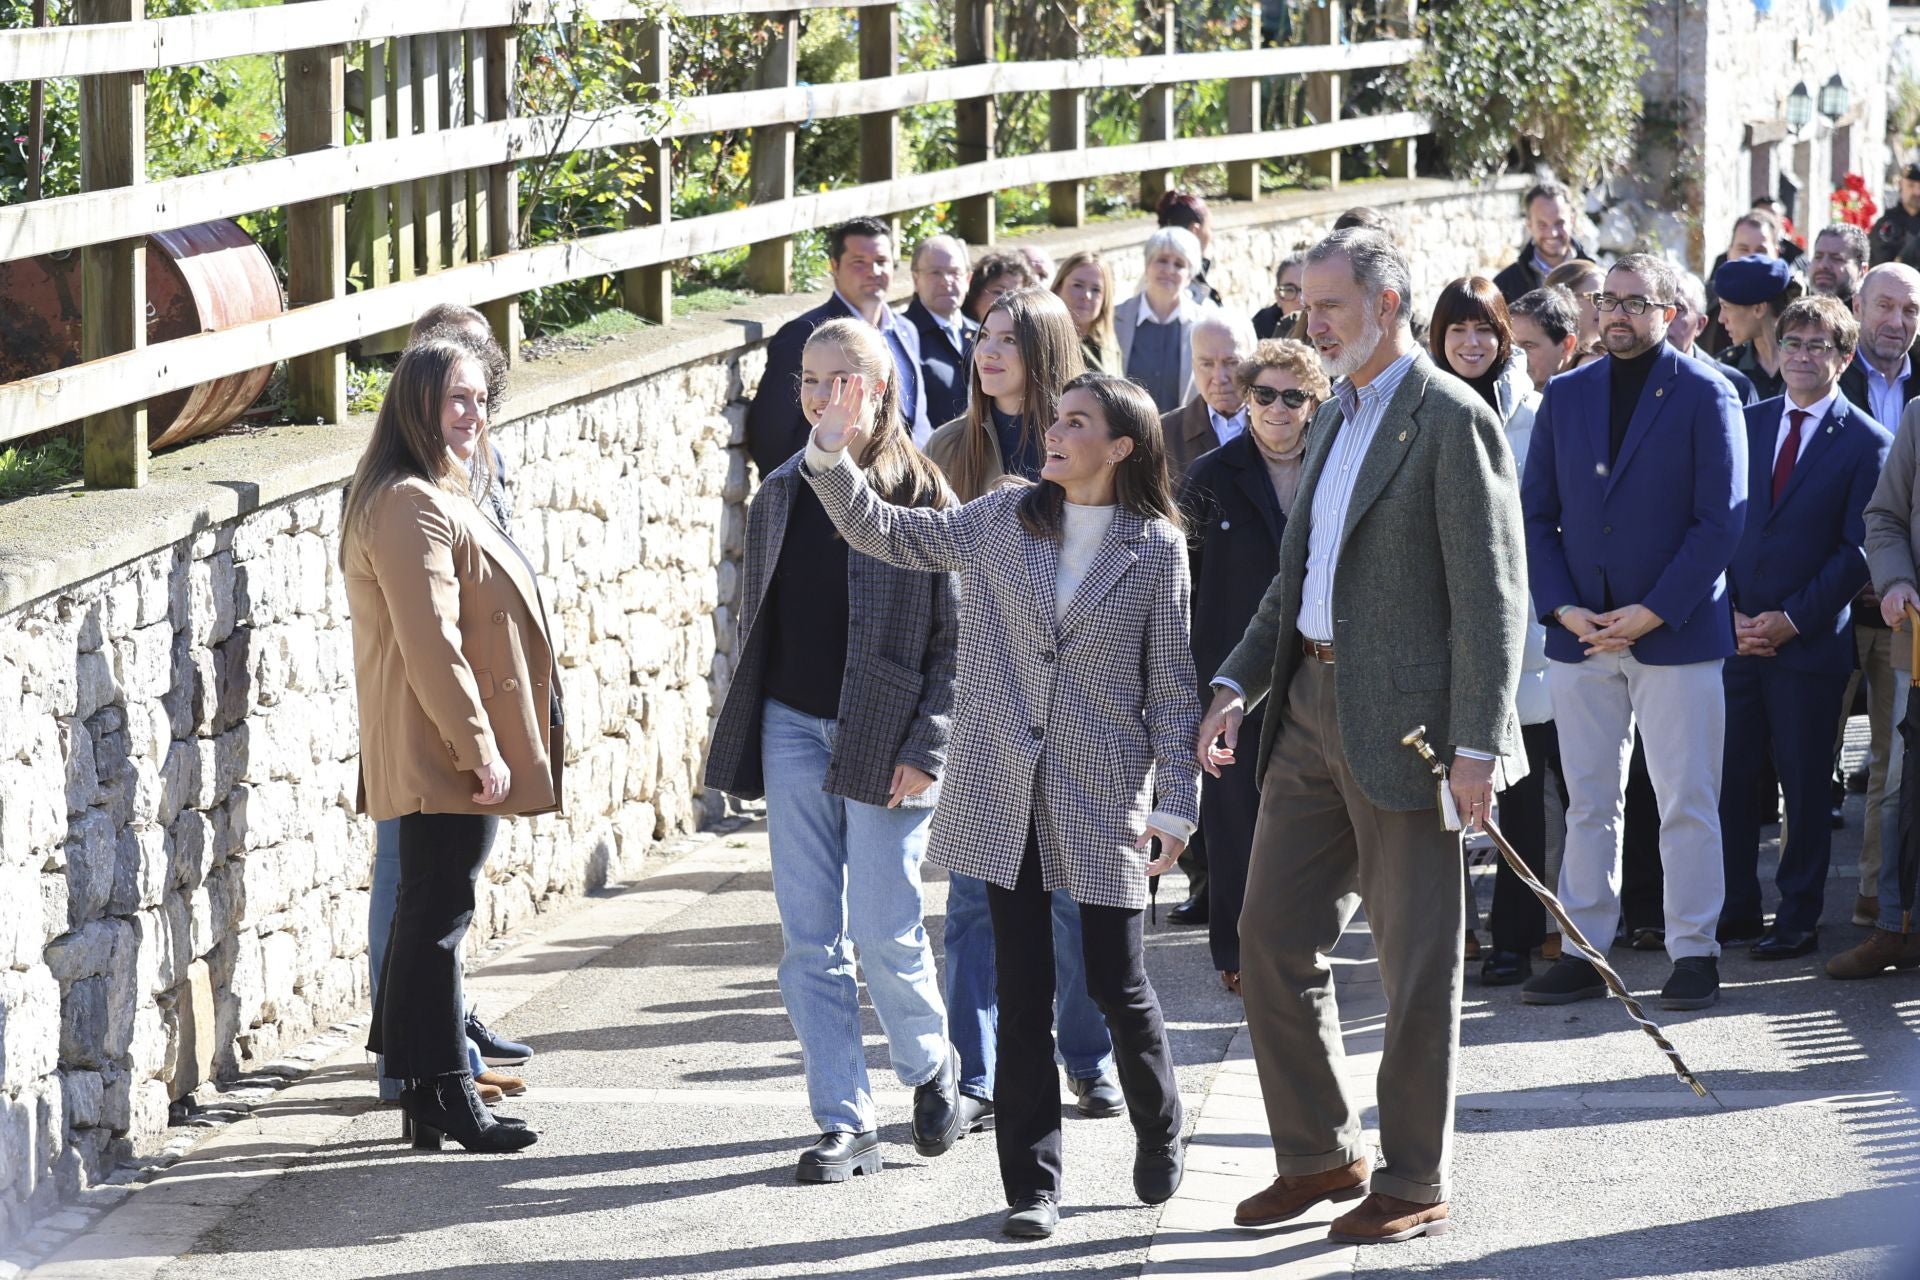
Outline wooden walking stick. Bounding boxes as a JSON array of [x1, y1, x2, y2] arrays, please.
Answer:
[[1402, 726, 1710, 1098]]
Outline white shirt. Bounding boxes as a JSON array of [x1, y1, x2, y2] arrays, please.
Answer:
[[837, 289, 932, 444], [1862, 355, 1909, 434], [1209, 404, 1248, 446], [1774, 387, 1837, 470]]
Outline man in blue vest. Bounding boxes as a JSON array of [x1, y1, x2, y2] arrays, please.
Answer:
[[745, 217, 928, 476]]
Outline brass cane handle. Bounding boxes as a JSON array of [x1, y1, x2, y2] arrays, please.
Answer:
[[1401, 725, 1446, 776]]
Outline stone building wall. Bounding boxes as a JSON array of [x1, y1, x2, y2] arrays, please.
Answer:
[[0, 175, 1525, 1243]]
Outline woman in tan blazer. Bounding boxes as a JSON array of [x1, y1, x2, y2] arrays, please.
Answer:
[[341, 338, 561, 1154]]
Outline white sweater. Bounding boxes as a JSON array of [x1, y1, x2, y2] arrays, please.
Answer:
[[1056, 502, 1117, 623]]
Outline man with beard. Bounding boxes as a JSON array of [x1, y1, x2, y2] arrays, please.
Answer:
[[1870, 163, 1920, 268], [1809, 224, 1870, 305], [1519, 254, 1747, 1012], [1196, 227, 1526, 1244], [1839, 264, 1920, 429], [1493, 180, 1594, 305]]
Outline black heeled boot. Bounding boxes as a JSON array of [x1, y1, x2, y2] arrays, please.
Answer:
[[399, 1072, 538, 1153]]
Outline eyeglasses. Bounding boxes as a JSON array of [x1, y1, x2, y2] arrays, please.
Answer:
[[1249, 385, 1313, 409], [1778, 337, 1838, 356], [1275, 283, 1302, 300], [914, 267, 966, 280], [1588, 292, 1670, 316]]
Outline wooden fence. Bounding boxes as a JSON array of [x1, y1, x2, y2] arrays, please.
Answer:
[[0, 0, 1429, 488]]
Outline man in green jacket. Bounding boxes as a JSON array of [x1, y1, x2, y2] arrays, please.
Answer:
[[1195, 228, 1527, 1246]]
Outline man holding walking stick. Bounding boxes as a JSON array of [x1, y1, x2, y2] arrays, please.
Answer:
[[1194, 228, 1528, 1245]]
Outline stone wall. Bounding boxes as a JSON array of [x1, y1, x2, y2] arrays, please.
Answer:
[[0, 175, 1526, 1242]]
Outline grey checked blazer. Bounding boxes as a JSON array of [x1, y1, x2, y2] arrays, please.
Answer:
[[803, 452, 1202, 910], [704, 456, 958, 809], [1215, 349, 1528, 811]]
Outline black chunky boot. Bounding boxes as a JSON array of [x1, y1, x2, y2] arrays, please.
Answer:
[[399, 1072, 538, 1153]]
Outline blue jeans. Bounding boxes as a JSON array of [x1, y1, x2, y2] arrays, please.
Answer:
[[761, 698, 948, 1134], [945, 871, 1116, 1101], [370, 818, 485, 1100]]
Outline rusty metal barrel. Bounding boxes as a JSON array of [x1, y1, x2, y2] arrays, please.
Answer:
[[0, 218, 284, 450]]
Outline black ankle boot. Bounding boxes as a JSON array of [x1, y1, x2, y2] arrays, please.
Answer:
[[399, 1073, 538, 1153]]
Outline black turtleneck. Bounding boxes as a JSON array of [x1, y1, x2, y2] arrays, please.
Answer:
[[1464, 366, 1502, 412], [1607, 342, 1662, 463]]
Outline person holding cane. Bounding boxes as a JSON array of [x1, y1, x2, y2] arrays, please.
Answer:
[[800, 368, 1201, 1241]]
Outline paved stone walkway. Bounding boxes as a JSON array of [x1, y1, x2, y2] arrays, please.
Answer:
[[14, 781, 1920, 1279]]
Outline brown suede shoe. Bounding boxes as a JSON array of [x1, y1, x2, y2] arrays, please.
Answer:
[[1826, 929, 1920, 979], [1234, 1158, 1369, 1227], [477, 1070, 527, 1097], [1328, 1192, 1451, 1244], [476, 1081, 505, 1106]]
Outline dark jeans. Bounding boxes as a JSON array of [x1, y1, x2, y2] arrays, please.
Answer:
[[1199, 705, 1265, 972], [1490, 721, 1568, 953], [985, 832, 1182, 1203], [366, 812, 499, 1078]]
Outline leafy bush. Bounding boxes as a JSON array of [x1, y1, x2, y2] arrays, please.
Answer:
[[1409, 0, 1647, 183]]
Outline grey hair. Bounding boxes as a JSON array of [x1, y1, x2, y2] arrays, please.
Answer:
[[1191, 307, 1258, 353], [1275, 247, 1310, 283], [1304, 227, 1412, 325], [1672, 270, 1708, 316], [910, 234, 970, 273], [1142, 225, 1203, 275], [1609, 252, 1680, 305]]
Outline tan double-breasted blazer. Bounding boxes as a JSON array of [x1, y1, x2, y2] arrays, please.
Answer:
[[343, 476, 563, 821]]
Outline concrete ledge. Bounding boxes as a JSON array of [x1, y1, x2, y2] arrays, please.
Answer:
[[0, 173, 1520, 615]]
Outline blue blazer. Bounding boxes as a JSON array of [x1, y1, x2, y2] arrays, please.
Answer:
[[744, 294, 923, 477], [1522, 343, 1748, 666], [1726, 394, 1890, 675]]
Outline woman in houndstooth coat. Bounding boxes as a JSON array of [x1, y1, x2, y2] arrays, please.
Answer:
[[802, 369, 1202, 1240]]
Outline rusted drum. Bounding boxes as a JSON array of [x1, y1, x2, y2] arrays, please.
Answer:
[[0, 218, 284, 449]]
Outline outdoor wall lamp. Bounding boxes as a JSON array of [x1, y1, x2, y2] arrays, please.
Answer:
[[1786, 80, 1814, 132], [1818, 73, 1850, 122]]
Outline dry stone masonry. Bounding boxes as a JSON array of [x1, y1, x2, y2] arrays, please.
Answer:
[[0, 179, 1524, 1244]]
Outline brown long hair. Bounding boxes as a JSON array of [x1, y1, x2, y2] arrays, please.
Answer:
[[1427, 276, 1514, 375], [945, 287, 1085, 502], [804, 319, 950, 510], [340, 340, 492, 566], [1050, 250, 1120, 370], [1016, 373, 1184, 539]]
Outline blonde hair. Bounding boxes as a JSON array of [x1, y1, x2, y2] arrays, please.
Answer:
[[340, 340, 491, 566], [1051, 251, 1120, 370], [803, 319, 950, 510]]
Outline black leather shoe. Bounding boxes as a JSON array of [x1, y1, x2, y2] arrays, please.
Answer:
[[1479, 949, 1531, 985], [958, 1092, 996, 1134], [1002, 1194, 1059, 1238], [1521, 957, 1605, 1005], [1751, 927, 1818, 960], [796, 1130, 881, 1183], [1166, 893, 1209, 925], [1134, 1138, 1184, 1204], [1716, 916, 1766, 946], [465, 1011, 532, 1065], [1660, 956, 1719, 1010], [912, 1046, 964, 1157], [1628, 927, 1666, 951], [1069, 1071, 1125, 1118]]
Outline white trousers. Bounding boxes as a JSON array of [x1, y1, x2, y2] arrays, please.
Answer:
[[1548, 651, 1726, 959]]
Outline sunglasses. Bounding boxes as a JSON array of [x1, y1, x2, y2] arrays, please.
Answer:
[[1249, 385, 1313, 409]]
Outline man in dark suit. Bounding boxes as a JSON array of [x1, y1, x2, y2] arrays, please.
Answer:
[[1668, 271, 1759, 405], [1198, 228, 1527, 1244], [1870, 162, 1920, 267], [903, 234, 978, 430], [1492, 180, 1595, 304], [1520, 253, 1747, 1012], [1839, 264, 1920, 428], [745, 217, 927, 476], [1720, 296, 1891, 960]]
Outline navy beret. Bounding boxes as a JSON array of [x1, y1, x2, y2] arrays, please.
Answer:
[[1712, 254, 1794, 306]]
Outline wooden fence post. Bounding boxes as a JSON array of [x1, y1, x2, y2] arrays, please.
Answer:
[[284, 0, 347, 423], [412, 33, 446, 274], [953, 0, 994, 246], [621, 21, 672, 324], [1305, 0, 1343, 189], [482, 26, 521, 365], [1227, 2, 1262, 202], [859, 3, 900, 246], [1138, 7, 1175, 211], [76, 0, 146, 488], [1048, 6, 1085, 228], [1384, 0, 1417, 178], [746, 12, 798, 294]]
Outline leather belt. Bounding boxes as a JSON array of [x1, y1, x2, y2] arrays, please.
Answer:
[[1299, 636, 1336, 664]]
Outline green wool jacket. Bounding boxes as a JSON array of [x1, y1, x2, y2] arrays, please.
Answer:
[[1214, 348, 1529, 812]]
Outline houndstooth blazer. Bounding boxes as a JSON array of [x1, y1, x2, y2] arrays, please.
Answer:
[[803, 450, 1202, 910], [704, 456, 958, 809]]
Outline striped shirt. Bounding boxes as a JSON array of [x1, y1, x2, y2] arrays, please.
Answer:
[[1297, 348, 1418, 642]]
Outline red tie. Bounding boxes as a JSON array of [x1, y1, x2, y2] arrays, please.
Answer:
[[1772, 409, 1810, 503]]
